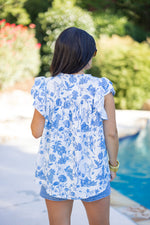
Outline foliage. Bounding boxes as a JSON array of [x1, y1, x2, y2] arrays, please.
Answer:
[[76, 0, 150, 41], [93, 11, 147, 42], [0, 20, 41, 89], [113, 0, 150, 33], [0, 0, 30, 25], [0, 0, 53, 25], [88, 35, 150, 109], [1, 0, 149, 42], [93, 12, 127, 37], [36, 1, 95, 76], [24, 0, 52, 24], [52, 0, 76, 8]]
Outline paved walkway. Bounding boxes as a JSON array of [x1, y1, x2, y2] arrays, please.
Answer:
[[1, 90, 150, 225]]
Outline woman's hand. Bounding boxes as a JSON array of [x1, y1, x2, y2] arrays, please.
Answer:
[[110, 171, 117, 181]]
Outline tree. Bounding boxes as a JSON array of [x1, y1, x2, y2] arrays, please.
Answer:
[[114, 0, 150, 33], [76, 0, 150, 39], [24, 0, 52, 24]]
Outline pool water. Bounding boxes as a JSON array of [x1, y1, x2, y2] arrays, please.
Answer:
[[111, 122, 150, 209]]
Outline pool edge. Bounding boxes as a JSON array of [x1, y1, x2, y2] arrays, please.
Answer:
[[111, 188, 150, 224]]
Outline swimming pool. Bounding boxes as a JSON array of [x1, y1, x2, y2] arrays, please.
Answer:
[[111, 121, 150, 209]]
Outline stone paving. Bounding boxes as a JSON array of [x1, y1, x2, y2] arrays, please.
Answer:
[[0, 89, 150, 225]]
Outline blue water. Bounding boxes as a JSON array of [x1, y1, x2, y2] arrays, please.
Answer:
[[111, 122, 150, 209]]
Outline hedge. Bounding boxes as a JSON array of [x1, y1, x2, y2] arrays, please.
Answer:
[[88, 35, 150, 109]]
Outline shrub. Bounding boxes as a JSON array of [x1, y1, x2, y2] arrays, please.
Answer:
[[93, 12, 128, 38], [36, 1, 95, 76], [93, 11, 147, 42], [0, 20, 41, 89], [0, 0, 31, 25], [88, 35, 150, 109]]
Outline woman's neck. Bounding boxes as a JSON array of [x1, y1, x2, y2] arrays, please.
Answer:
[[72, 69, 85, 75]]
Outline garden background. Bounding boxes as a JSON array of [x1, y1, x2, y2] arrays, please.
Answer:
[[0, 0, 150, 110], [1, 1, 150, 224]]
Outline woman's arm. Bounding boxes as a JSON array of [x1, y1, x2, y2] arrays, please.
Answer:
[[31, 109, 45, 138], [103, 93, 119, 181]]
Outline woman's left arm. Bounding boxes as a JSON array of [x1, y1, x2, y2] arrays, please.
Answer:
[[31, 109, 45, 138]]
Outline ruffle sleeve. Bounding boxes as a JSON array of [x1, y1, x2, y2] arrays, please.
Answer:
[[31, 77, 47, 118], [94, 77, 115, 120], [101, 77, 115, 96]]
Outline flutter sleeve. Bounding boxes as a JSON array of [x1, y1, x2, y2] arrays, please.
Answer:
[[94, 77, 115, 120], [31, 77, 47, 118], [101, 77, 115, 96]]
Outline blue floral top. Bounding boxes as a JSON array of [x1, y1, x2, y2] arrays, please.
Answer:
[[31, 73, 115, 199]]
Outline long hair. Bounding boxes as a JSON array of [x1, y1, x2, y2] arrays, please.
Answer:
[[50, 27, 97, 76]]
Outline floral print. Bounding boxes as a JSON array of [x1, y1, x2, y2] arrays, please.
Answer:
[[31, 73, 115, 199]]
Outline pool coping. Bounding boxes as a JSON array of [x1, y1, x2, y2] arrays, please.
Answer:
[[111, 188, 150, 224], [113, 110, 150, 225]]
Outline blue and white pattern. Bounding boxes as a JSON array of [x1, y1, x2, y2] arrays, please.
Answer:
[[31, 73, 115, 199]]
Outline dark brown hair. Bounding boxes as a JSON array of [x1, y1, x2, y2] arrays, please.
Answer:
[[50, 27, 97, 76]]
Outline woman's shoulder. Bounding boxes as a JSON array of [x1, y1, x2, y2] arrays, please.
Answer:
[[31, 76, 54, 97], [34, 76, 57, 87], [34, 76, 48, 86], [88, 75, 111, 86], [89, 75, 115, 95]]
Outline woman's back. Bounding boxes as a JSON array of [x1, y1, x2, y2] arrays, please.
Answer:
[[31, 73, 115, 199]]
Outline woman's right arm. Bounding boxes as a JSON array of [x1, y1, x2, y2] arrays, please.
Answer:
[[103, 93, 119, 181]]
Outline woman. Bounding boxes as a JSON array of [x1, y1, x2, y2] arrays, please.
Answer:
[[31, 27, 119, 225]]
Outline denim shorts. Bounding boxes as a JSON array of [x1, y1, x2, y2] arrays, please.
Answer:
[[40, 183, 110, 202]]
